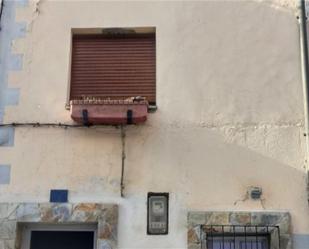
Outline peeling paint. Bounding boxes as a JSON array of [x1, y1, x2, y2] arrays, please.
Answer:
[[27, 0, 42, 32]]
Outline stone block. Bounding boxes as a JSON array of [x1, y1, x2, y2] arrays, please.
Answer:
[[206, 212, 229, 225], [3, 240, 14, 249], [188, 212, 206, 225], [229, 212, 251, 225], [40, 203, 72, 222], [102, 205, 118, 228], [251, 212, 277, 225], [97, 239, 114, 249], [251, 212, 290, 234], [277, 213, 291, 234], [0, 205, 9, 220], [188, 243, 201, 249], [188, 227, 199, 244], [71, 203, 102, 222], [0, 203, 19, 220], [0, 221, 16, 239], [98, 219, 116, 244], [280, 235, 292, 249], [6, 204, 19, 221], [16, 204, 40, 222]]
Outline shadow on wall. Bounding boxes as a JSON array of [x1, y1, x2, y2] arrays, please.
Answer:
[[124, 124, 308, 216]]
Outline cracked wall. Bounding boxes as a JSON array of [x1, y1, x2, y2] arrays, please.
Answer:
[[0, 0, 308, 248]]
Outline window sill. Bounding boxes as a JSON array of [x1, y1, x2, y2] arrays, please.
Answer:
[[66, 103, 157, 113]]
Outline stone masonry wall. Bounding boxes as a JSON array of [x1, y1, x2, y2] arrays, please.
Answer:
[[188, 211, 291, 249], [0, 203, 118, 249]]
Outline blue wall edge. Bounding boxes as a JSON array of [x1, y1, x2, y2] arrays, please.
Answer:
[[0, 0, 28, 184], [0, 0, 28, 147]]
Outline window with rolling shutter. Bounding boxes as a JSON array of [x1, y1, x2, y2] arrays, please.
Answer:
[[70, 32, 156, 105]]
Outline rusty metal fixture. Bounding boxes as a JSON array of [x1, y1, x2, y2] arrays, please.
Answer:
[[248, 186, 263, 200]]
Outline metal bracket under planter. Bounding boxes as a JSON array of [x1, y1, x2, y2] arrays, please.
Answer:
[[70, 99, 148, 125]]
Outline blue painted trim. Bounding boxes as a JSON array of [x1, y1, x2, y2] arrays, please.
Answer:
[[293, 234, 309, 249], [0, 127, 14, 146], [50, 190, 69, 203], [0, 165, 11, 184], [0, 0, 28, 184], [0, 0, 28, 147]]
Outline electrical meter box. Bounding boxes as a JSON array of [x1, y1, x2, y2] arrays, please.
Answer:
[[147, 193, 169, 235]]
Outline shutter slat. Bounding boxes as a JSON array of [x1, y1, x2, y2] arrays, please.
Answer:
[[73, 86, 156, 89], [72, 76, 155, 79], [72, 70, 155, 74], [70, 34, 156, 103]]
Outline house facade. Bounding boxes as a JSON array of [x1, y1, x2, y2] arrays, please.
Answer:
[[0, 0, 309, 248]]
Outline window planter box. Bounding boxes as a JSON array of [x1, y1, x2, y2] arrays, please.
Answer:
[[70, 99, 148, 125]]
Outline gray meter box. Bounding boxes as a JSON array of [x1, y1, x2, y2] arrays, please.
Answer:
[[147, 192, 169, 235]]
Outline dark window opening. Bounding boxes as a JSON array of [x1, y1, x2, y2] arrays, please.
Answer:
[[30, 231, 94, 249], [70, 31, 156, 106], [206, 235, 269, 249], [201, 225, 280, 249]]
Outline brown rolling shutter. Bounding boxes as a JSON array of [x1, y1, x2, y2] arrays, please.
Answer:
[[70, 34, 156, 104]]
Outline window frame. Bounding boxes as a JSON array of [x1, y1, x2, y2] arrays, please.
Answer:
[[188, 211, 291, 249], [204, 232, 271, 249], [65, 27, 157, 110]]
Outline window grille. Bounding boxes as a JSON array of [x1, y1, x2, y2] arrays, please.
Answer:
[[201, 225, 280, 249]]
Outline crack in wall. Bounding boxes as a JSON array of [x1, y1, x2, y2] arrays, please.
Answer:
[[0, 0, 4, 31], [233, 188, 266, 209], [159, 121, 304, 130], [28, 0, 42, 32], [120, 125, 126, 198], [255, 0, 297, 12]]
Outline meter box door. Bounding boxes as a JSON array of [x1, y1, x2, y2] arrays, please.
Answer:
[[147, 193, 169, 235]]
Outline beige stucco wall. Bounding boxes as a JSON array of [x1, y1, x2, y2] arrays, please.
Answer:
[[1, 0, 308, 248]]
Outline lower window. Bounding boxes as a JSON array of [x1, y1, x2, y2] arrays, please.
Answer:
[[202, 225, 279, 249], [21, 224, 97, 249], [206, 236, 269, 249]]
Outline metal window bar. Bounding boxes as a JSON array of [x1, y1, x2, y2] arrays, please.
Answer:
[[201, 225, 280, 249]]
